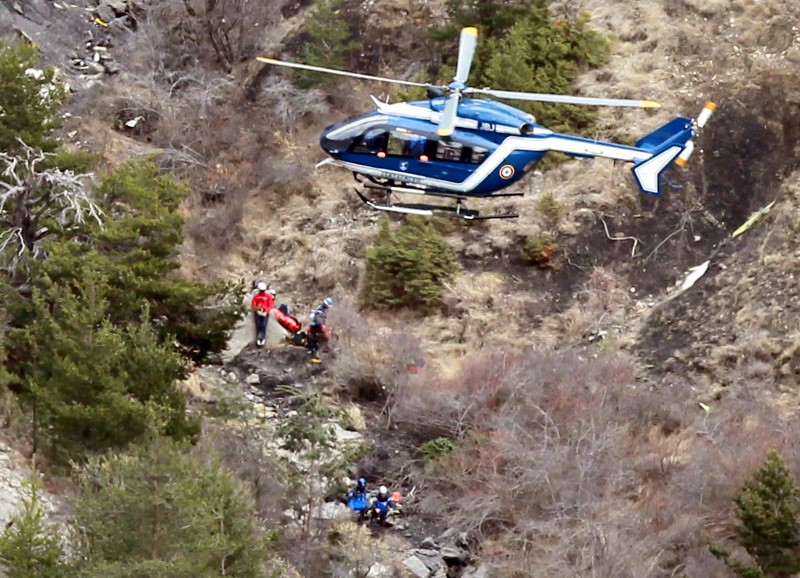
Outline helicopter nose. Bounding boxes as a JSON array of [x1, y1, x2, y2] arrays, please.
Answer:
[[320, 127, 348, 157]]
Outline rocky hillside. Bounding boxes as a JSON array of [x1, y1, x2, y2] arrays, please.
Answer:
[[2, 0, 800, 576]]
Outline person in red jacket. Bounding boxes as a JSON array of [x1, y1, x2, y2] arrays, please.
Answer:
[[251, 281, 275, 347]]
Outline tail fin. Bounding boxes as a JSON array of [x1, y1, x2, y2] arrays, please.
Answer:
[[631, 145, 685, 195], [631, 102, 716, 195]]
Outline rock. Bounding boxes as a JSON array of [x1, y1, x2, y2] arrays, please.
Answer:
[[94, 4, 116, 22], [403, 555, 431, 578], [253, 403, 275, 420], [103, 0, 129, 15], [332, 423, 363, 444], [245, 373, 261, 385], [440, 545, 468, 565], [316, 501, 349, 520], [414, 549, 445, 573], [340, 404, 366, 431], [366, 562, 393, 578], [462, 564, 489, 578], [420, 536, 438, 550], [103, 59, 120, 75]]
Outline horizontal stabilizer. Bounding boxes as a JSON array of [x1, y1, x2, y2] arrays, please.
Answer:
[[636, 117, 693, 152]]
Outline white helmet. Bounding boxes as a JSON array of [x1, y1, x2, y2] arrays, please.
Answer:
[[379, 485, 388, 495], [268, 289, 276, 296], [323, 297, 334, 308], [256, 281, 267, 291]]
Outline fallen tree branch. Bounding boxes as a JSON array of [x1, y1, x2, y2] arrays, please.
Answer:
[[597, 213, 641, 258]]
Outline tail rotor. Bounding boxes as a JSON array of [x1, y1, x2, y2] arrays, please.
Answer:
[[675, 101, 716, 167]]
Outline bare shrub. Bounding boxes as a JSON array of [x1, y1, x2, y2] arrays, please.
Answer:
[[392, 348, 636, 444], [139, 0, 284, 74], [194, 423, 290, 522], [328, 295, 425, 403], [541, 266, 634, 343], [259, 77, 329, 135]]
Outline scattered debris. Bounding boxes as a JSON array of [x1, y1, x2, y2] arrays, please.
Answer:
[[677, 260, 710, 294], [732, 200, 776, 238], [124, 115, 144, 128]]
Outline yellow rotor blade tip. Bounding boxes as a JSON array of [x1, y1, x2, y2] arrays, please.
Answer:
[[437, 128, 454, 137], [640, 100, 661, 109], [705, 101, 717, 110], [257, 57, 276, 64], [464, 27, 478, 36]]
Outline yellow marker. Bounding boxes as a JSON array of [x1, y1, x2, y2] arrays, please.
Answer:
[[640, 100, 661, 109], [463, 27, 478, 36], [94, 17, 108, 27]]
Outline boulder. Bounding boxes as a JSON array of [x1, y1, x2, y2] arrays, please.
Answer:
[[403, 556, 431, 578], [440, 545, 469, 565], [366, 562, 393, 578]]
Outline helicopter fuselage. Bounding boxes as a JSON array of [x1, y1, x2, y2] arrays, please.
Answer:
[[318, 97, 678, 197]]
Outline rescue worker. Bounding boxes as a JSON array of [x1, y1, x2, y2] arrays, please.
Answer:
[[347, 478, 368, 502], [307, 297, 333, 360], [370, 485, 396, 525], [251, 281, 275, 347]]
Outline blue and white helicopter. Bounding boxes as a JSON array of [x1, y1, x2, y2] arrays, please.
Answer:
[[258, 26, 715, 220]]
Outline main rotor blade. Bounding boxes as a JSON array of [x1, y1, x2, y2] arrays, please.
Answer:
[[454, 27, 478, 84], [256, 57, 431, 88], [467, 88, 660, 108], [437, 93, 460, 136]]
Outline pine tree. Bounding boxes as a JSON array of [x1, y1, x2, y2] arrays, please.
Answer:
[[0, 478, 67, 578], [295, 0, 360, 89], [17, 268, 198, 458], [712, 449, 800, 577], [480, 3, 611, 134], [363, 217, 459, 313], [38, 159, 241, 361], [0, 39, 65, 153]]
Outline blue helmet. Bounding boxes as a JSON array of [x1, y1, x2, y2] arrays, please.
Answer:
[[323, 297, 334, 308]]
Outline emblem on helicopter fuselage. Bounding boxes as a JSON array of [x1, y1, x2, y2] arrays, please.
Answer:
[[399, 161, 409, 171]]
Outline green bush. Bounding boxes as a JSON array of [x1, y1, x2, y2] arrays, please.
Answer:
[[363, 217, 459, 313], [536, 191, 567, 225], [73, 438, 270, 578], [0, 39, 65, 153], [419, 437, 456, 464], [521, 234, 559, 268]]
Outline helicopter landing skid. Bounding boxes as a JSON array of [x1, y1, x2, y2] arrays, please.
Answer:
[[355, 188, 519, 220]]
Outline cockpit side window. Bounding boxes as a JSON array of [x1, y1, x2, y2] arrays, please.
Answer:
[[352, 128, 388, 154]]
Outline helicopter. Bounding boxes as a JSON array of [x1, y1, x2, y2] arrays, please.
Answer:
[[257, 27, 715, 220]]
